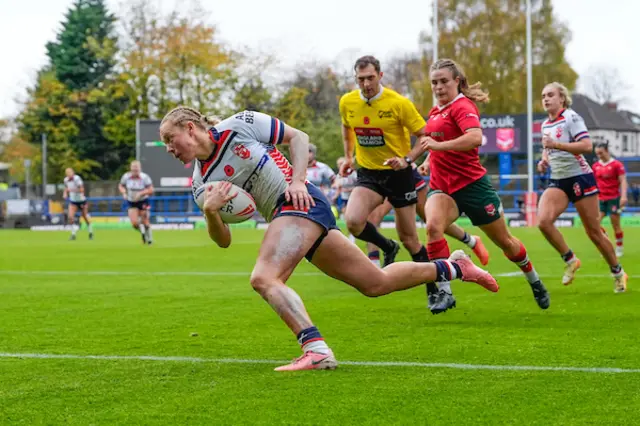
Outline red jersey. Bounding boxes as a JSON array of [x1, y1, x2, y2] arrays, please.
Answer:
[[593, 159, 625, 200], [425, 94, 487, 194]]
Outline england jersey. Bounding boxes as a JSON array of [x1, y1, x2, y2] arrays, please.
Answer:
[[64, 175, 86, 203], [542, 108, 592, 180], [120, 172, 153, 202], [306, 161, 335, 188], [191, 110, 294, 221], [337, 171, 358, 200]]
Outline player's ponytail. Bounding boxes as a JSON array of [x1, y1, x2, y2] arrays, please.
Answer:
[[431, 59, 490, 104]]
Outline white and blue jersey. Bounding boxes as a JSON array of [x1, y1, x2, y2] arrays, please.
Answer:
[[64, 175, 86, 204], [191, 110, 337, 232], [120, 172, 153, 202], [307, 161, 335, 189], [542, 108, 592, 180]]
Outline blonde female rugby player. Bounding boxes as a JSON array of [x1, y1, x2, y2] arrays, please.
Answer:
[[160, 106, 499, 372], [537, 82, 627, 292]]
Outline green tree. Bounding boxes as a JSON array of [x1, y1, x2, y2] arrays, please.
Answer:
[[273, 87, 314, 129], [291, 65, 344, 118], [117, 0, 164, 119], [44, 0, 122, 179], [162, 12, 235, 114], [46, 0, 117, 91], [233, 78, 272, 113], [302, 116, 344, 168], [414, 0, 577, 114], [17, 72, 99, 184], [0, 134, 39, 183]]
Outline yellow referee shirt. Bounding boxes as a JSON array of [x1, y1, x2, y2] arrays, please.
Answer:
[[339, 86, 426, 170]]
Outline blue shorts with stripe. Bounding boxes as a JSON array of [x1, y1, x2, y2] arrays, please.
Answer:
[[273, 183, 338, 232], [412, 168, 427, 192], [273, 183, 339, 261], [548, 173, 599, 203]]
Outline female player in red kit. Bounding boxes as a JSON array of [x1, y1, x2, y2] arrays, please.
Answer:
[[415, 59, 550, 312], [593, 141, 628, 258]]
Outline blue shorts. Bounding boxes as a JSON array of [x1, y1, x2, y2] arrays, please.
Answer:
[[273, 183, 339, 261], [127, 200, 151, 211], [412, 168, 427, 192], [548, 173, 599, 203]]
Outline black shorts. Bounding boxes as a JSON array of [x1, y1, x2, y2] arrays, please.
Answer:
[[356, 167, 417, 208], [70, 201, 87, 209], [548, 173, 599, 204], [127, 200, 151, 211]]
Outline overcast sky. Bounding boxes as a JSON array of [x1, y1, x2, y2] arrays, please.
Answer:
[[1, 0, 638, 119]]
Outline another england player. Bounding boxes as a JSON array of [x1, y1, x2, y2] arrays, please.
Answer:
[[537, 82, 627, 292], [118, 161, 154, 244], [593, 142, 627, 257], [63, 168, 93, 240], [160, 106, 498, 371], [306, 144, 335, 195]]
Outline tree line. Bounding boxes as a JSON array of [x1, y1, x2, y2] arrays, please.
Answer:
[[1, 0, 579, 184]]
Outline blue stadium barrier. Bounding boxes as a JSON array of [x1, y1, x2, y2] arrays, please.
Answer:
[[73, 185, 640, 217], [67, 195, 200, 217]]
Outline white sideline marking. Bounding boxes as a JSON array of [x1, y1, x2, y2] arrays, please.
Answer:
[[0, 270, 321, 277], [0, 270, 635, 279], [0, 352, 638, 374]]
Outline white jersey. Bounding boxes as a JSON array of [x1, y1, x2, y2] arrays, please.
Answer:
[[64, 175, 86, 203], [337, 171, 358, 200], [306, 161, 335, 188], [542, 108, 592, 180], [119, 172, 153, 202], [191, 110, 294, 221]]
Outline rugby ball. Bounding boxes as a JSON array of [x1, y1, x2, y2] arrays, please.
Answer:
[[194, 181, 257, 224]]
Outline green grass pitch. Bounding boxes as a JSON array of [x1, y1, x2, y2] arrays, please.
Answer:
[[1, 227, 639, 425]]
